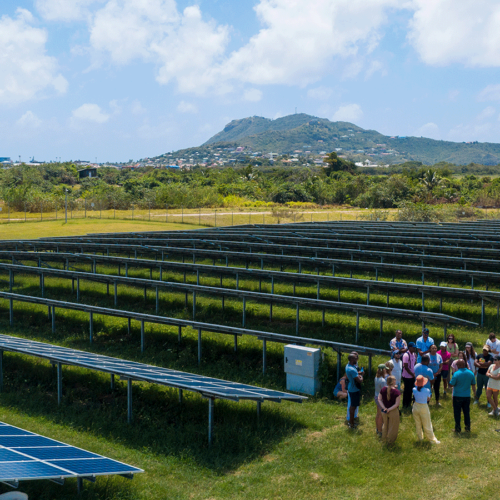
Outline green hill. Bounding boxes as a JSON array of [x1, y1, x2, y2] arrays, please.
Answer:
[[202, 114, 500, 165]]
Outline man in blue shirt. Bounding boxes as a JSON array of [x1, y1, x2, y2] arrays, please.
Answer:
[[345, 354, 363, 429], [416, 328, 434, 363], [414, 355, 434, 391], [449, 360, 476, 433]]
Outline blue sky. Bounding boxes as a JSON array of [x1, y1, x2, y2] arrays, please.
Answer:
[[2, 0, 500, 162]]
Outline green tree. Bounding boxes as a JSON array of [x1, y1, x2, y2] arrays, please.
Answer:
[[324, 152, 356, 175]]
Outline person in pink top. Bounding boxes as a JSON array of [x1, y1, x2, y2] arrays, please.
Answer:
[[438, 341, 452, 395], [402, 343, 417, 409]]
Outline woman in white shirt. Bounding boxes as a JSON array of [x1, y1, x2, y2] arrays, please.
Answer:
[[374, 365, 387, 438], [391, 351, 403, 390], [486, 355, 500, 417], [412, 375, 440, 444]]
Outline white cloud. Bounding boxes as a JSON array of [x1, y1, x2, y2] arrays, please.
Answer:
[[219, 0, 401, 86], [332, 103, 363, 123], [0, 9, 68, 105], [477, 84, 500, 101], [448, 89, 460, 101], [365, 60, 385, 78], [476, 106, 496, 121], [177, 101, 198, 113], [243, 88, 263, 102], [36, 0, 104, 21], [131, 100, 146, 115], [307, 87, 333, 100], [89, 1, 229, 93], [16, 111, 42, 128], [416, 122, 440, 139], [408, 0, 500, 67], [72, 103, 110, 123]]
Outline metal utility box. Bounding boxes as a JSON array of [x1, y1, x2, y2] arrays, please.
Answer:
[[284, 345, 321, 396]]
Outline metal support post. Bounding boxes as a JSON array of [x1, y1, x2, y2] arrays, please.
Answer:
[[322, 309, 325, 327], [156, 287, 159, 314], [337, 351, 341, 381], [368, 355, 372, 377], [481, 298, 485, 327], [208, 398, 215, 446], [242, 297, 246, 327], [355, 311, 360, 343], [178, 325, 182, 344], [128, 318, 131, 335], [89, 312, 93, 344], [52, 307, 55, 333], [263, 339, 267, 374], [41, 274, 45, 297], [193, 291, 196, 319], [57, 362, 62, 405], [110, 374, 115, 390], [9, 299, 13, 326], [141, 321, 145, 352], [296, 304, 299, 335], [127, 379, 133, 423], [317, 281, 320, 300], [367, 286, 370, 305], [422, 292, 425, 312], [114, 283, 117, 306], [179, 389, 183, 404], [198, 328, 202, 364], [380, 316, 383, 337], [76, 278, 80, 302], [236, 273, 239, 290]]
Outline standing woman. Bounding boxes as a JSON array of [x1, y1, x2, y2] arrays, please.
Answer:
[[429, 345, 443, 405], [412, 375, 440, 444], [451, 351, 467, 375], [378, 375, 401, 444], [465, 343, 477, 375], [486, 355, 500, 416], [374, 365, 387, 437]]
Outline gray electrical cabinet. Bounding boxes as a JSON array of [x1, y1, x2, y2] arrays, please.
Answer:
[[284, 345, 321, 395]]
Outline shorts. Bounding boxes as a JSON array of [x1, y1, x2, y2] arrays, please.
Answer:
[[441, 370, 449, 380], [349, 391, 361, 408], [333, 388, 339, 397], [487, 388, 499, 393]]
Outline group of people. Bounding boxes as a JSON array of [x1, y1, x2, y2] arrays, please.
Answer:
[[334, 329, 500, 444]]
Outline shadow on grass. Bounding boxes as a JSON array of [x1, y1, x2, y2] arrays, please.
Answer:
[[0, 323, 308, 475]]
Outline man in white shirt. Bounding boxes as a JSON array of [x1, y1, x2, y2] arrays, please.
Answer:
[[486, 332, 500, 356]]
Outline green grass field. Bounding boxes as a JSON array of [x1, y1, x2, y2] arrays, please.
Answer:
[[0, 221, 499, 499]]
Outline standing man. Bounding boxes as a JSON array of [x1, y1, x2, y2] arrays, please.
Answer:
[[414, 355, 435, 392], [390, 330, 408, 358], [416, 328, 434, 363], [474, 345, 493, 406], [449, 359, 476, 433], [486, 332, 500, 356], [346, 354, 363, 429], [402, 342, 417, 408]]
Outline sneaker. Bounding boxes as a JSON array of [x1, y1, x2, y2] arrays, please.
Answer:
[[473, 400, 479, 405], [433, 440, 441, 444], [487, 403, 492, 409], [489, 410, 496, 416], [436, 402, 442, 407], [495, 408, 500, 416]]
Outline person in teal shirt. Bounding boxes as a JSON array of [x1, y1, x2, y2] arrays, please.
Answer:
[[449, 360, 476, 433], [414, 355, 434, 391]]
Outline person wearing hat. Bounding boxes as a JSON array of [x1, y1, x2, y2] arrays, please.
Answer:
[[438, 342, 452, 395], [474, 345, 493, 406], [416, 328, 434, 364], [449, 359, 476, 432], [402, 342, 417, 408], [486, 355, 500, 416], [412, 375, 440, 444], [374, 364, 387, 437]]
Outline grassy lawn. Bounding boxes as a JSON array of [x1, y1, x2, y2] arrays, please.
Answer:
[[1, 221, 500, 499], [0, 219, 203, 239]]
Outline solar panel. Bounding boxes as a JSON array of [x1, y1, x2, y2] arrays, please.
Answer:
[[0, 334, 305, 403], [0, 422, 142, 487]]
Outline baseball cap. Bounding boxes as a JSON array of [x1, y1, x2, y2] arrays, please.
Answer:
[[408, 342, 416, 348], [377, 364, 387, 370], [439, 341, 447, 347], [483, 345, 491, 351], [422, 328, 430, 334], [465, 342, 473, 348]]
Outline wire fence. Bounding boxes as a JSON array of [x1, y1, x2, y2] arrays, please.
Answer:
[[0, 200, 497, 227]]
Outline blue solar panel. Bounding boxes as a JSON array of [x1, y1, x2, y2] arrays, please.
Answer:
[[0, 422, 143, 484]]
